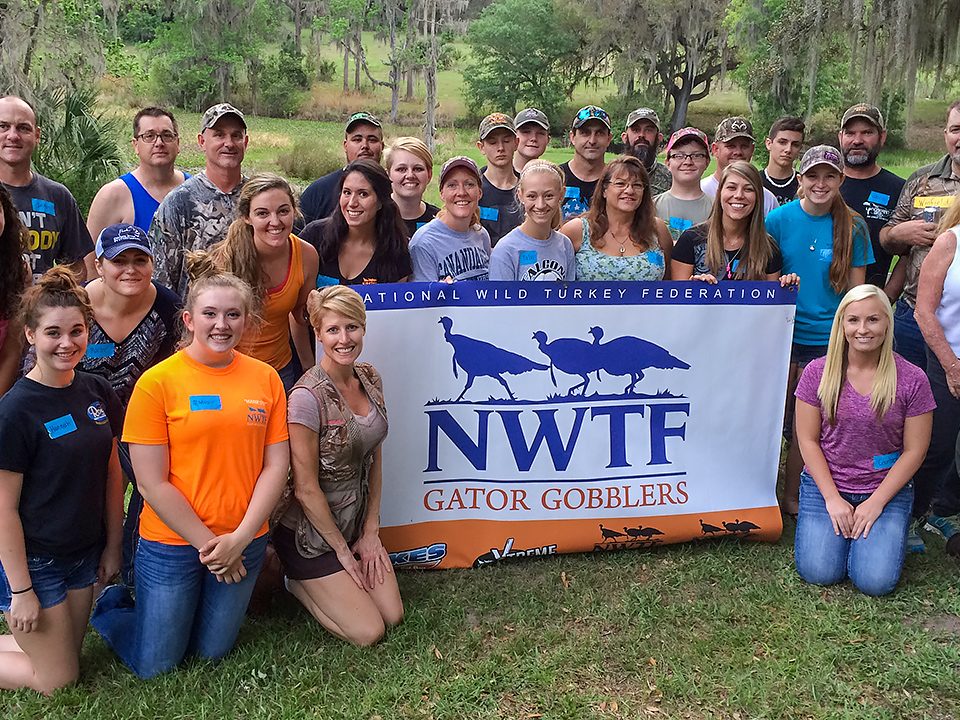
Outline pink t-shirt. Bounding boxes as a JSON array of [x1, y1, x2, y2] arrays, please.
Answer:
[[795, 353, 936, 493]]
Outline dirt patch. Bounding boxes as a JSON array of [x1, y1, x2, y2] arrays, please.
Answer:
[[908, 613, 960, 637]]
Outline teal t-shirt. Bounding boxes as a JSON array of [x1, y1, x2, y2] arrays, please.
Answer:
[[766, 199, 874, 346]]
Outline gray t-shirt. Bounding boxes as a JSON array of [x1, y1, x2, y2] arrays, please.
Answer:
[[409, 218, 491, 282], [489, 227, 575, 281], [653, 191, 715, 243]]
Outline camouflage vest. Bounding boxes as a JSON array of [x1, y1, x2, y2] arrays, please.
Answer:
[[275, 362, 387, 557]]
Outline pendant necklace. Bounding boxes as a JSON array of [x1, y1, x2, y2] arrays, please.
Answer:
[[725, 245, 744, 279], [609, 230, 630, 256], [764, 169, 796, 189]]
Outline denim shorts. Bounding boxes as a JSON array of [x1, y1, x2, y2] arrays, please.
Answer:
[[0, 546, 100, 611]]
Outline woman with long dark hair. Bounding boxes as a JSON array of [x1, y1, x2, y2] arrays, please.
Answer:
[[301, 158, 412, 285], [560, 155, 672, 281], [0, 185, 29, 396]]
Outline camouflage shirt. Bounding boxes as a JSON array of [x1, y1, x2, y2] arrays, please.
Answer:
[[648, 161, 673, 197], [886, 154, 960, 307], [151, 171, 248, 298]]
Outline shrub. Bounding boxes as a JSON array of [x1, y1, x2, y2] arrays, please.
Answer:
[[277, 138, 344, 182]]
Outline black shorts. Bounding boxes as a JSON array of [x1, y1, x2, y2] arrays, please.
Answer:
[[272, 524, 346, 581]]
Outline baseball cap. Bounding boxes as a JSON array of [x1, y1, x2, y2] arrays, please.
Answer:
[[798, 144, 844, 175], [439, 156, 482, 186], [200, 103, 246, 133], [714, 116, 755, 144], [95, 223, 153, 260], [841, 103, 885, 131], [571, 105, 611, 130], [478, 112, 516, 140], [626, 107, 661, 131], [514, 108, 549, 131], [665, 127, 710, 155], [345, 111, 382, 133]]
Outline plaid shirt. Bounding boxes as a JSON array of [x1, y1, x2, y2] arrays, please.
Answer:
[[885, 154, 960, 307]]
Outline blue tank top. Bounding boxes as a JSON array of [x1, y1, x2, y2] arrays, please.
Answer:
[[120, 171, 190, 233]]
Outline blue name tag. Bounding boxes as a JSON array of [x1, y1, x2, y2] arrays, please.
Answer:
[[867, 191, 890, 206], [669, 216, 693, 232], [85, 342, 116, 359], [44, 414, 77, 439], [646, 250, 664, 267], [819, 248, 833, 262], [316, 274, 340, 288], [519, 250, 538, 265], [564, 186, 579, 199], [189, 395, 222, 411], [479, 206, 499, 221], [32, 198, 55, 216], [873, 450, 901, 470]]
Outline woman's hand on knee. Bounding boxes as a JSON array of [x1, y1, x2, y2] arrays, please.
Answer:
[[9, 590, 40, 633], [852, 496, 885, 539], [825, 494, 855, 538], [353, 533, 393, 590], [335, 545, 366, 591]]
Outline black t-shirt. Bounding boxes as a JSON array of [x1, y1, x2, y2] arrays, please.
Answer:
[[79, 282, 181, 407], [0, 372, 123, 557], [302, 218, 413, 285], [479, 169, 524, 246], [560, 162, 598, 222], [402, 202, 440, 240], [299, 168, 345, 227], [674, 224, 783, 279], [761, 170, 799, 206], [840, 169, 905, 287]]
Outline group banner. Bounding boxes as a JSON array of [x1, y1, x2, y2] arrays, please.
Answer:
[[357, 281, 797, 569]]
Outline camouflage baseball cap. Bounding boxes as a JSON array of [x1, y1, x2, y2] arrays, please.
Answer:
[[714, 116, 754, 144], [571, 105, 611, 130], [345, 111, 382, 132], [841, 103, 885, 131], [665, 127, 709, 154], [798, 144, 844, 175], [514, 108, 549, 131], [478, 112, 516, 140], [626, 107, 661, 131], [200, 103, 246, 133]]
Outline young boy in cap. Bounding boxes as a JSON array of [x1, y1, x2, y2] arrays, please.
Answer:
[[513, 108, 551, 174], [477, 113, 524, 246], [762, 116, 805, 206], [622, 107, 672, 196], [654, 127, 712, 243], [702, 116, 779, 217], [560, 105, 613, 222]]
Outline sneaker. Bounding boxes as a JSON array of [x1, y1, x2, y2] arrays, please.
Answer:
[[906, 519, 926, 554], [924, 513, 960, 541]]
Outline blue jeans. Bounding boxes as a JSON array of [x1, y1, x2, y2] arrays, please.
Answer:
[[794, 472, 912, 596], [893, 301, 927, 369], [92, 535, 267, 679], [0, 546, 100, 611]]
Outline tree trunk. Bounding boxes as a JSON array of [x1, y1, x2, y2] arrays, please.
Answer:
[[293, 0, 303, 53], [405, 0, 417, 100], [423, 0, 439, 153], [343, 38, 350, 93], [387, 0, 400, 122], [354, 27, 361, 91]]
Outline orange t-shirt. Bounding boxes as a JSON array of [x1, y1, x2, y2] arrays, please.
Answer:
[[123, 350, 289, 545], [238, 235, 305, 369]]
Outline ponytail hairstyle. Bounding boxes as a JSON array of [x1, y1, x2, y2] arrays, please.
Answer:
[[180, 251, 256, 348], [518, 159, 565, 230], [0, 183, 29, 320], [818, 284, 896, 425], [209, 173, 299, 314], [937, 188, 960, 233], [704, 161, 774, 279], [19, 266, 92, 330], [584, 156, 657, 251]]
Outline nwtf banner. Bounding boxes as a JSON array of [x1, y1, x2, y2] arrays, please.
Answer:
[[359, 281, 796, 569]]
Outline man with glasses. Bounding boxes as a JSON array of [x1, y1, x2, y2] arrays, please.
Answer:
[[653, 127, 713, 243], [0, 94, 96, 281], [622, 107, 672, 196], [152, 103, 249, 299], [701, 116, 779, 216], [560, 105, 613, 222], [87, 107, 189, 239]]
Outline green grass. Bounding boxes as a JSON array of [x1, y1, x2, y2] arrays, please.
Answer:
[[5, 527, 960, 718]]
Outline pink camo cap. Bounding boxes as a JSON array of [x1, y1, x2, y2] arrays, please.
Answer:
[[665, 127, 710, 155]]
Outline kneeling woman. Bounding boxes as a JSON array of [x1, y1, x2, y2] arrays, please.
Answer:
[[794, 285, 934, 596], [92, 257, 289, 678], [273, 285, 403, 645]]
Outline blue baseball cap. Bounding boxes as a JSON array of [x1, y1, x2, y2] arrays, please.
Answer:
[[95, 223, 153, 260]]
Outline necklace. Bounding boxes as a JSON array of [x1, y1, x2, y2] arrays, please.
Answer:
[[608, 230, 631, 255], [725, 245, 744, 278], [763, 169, 796, 189]]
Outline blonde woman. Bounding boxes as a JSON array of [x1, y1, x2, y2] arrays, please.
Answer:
[[385, 137, 439, 238], [794, 284, 934, 595], [489, 160, 575, 281], [208, 173, 319, 391]]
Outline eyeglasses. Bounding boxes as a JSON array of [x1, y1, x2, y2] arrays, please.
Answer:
[[135, 131, 179, 144], [669, 152, 708, 162], [608, 180, 644, 192]]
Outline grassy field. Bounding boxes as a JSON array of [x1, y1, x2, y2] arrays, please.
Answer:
[[5, 526, 960, 719]]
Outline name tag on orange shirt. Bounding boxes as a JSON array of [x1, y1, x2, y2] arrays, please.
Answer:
[[189, 395, 222, 411]]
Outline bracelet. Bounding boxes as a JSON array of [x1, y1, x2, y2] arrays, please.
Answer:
[[10, 585, 33, 595]]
